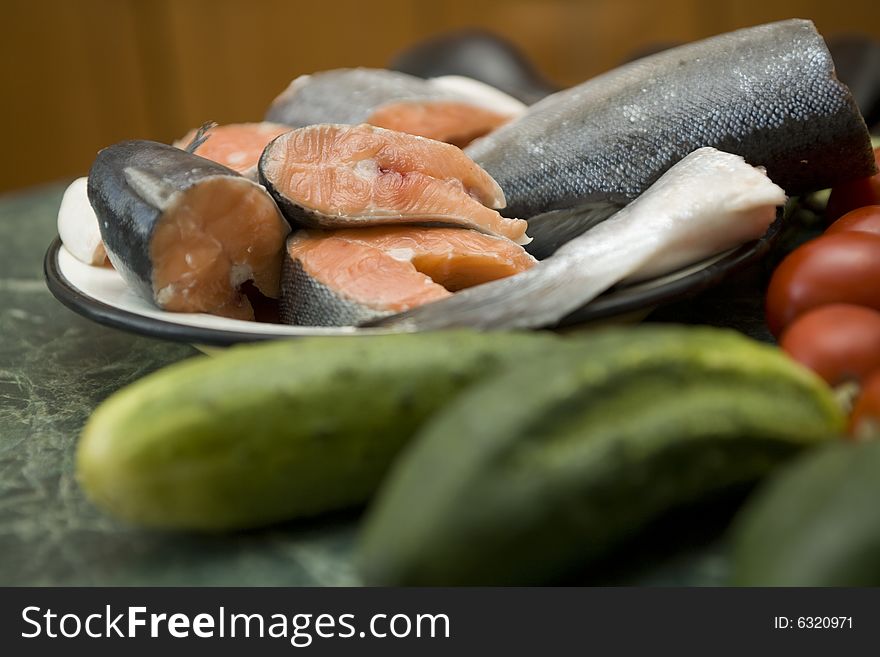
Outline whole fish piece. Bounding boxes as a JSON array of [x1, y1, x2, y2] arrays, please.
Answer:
[[372, 147, 786, 331], [266, 68, 525, 148], [466, 19, 876, 258], [88, 141, 290, 320]]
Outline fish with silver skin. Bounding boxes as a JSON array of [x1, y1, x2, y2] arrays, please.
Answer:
[[465, 19, 876, 258], [371, 147, 786, 331], [266, 68, 525, 125], [88, 140, 290, 320], [265, 68, 525, 147]]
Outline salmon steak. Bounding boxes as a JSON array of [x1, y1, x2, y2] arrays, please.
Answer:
[[259, 123, 529, 244], [174, 122, 290, 181], [88, 140, 290, 320], [281, 226, 536, 326], [265, 68, 525, 147]]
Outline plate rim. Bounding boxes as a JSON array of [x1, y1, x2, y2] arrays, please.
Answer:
[[559, 213, 783, 325], [43, 215, 782, 345], [44, 236, 303, 346]]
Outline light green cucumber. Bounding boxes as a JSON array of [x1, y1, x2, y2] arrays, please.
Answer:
[[359, 326, 844, 585], [731, 440, 880, 586], [77, 330, 561, 530]]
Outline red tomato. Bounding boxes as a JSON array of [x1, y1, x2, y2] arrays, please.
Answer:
[[826, 146, 880, 220], [780, 304, 880, 386], [849, 371, 880, 438], [765, 232, 880, 337], [825, 205, 880, 237]]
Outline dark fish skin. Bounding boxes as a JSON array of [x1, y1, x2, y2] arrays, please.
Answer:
[[466, 19, 876, 259], [257, 135, 327, 230], [390, 29, 560, 105], [87, 140, 243, 303], [827, 35, 880, 132], [280, 250, 389, 326]]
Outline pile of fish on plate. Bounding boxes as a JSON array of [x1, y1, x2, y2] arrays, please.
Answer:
[[59, 19, 876, 329]]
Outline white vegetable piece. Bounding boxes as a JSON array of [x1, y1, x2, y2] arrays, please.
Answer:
[[57, 177, 107, 266]]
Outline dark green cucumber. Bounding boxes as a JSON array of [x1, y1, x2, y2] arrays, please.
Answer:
[[731, 441, 880, 586], [359, 326, 844, 585], [76, 330, 561, 530]]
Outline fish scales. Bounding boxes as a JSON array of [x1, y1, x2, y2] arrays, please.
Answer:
[[466, 20, 876, 257]]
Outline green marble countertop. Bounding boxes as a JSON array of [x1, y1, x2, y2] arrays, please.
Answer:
[[1, 182, 775, 586]]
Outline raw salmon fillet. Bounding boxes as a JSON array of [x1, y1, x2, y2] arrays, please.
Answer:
[[281, 226, 536, 326], [259, 123, 529, 244]]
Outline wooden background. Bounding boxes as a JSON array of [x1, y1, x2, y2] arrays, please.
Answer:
[[2, 0, 879, 194]]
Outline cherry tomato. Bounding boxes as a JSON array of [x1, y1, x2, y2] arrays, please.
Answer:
[[849, 371, 880, 439], [825, 205, 880, 237], [780, 304, 880, 386], [765, 232, 880, 337], [826, 146, 880, 220]]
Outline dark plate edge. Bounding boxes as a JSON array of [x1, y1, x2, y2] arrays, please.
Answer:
[[558, 212, 783, 326], [43, 236, 280, 346], [44, 212, 783, 345]]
